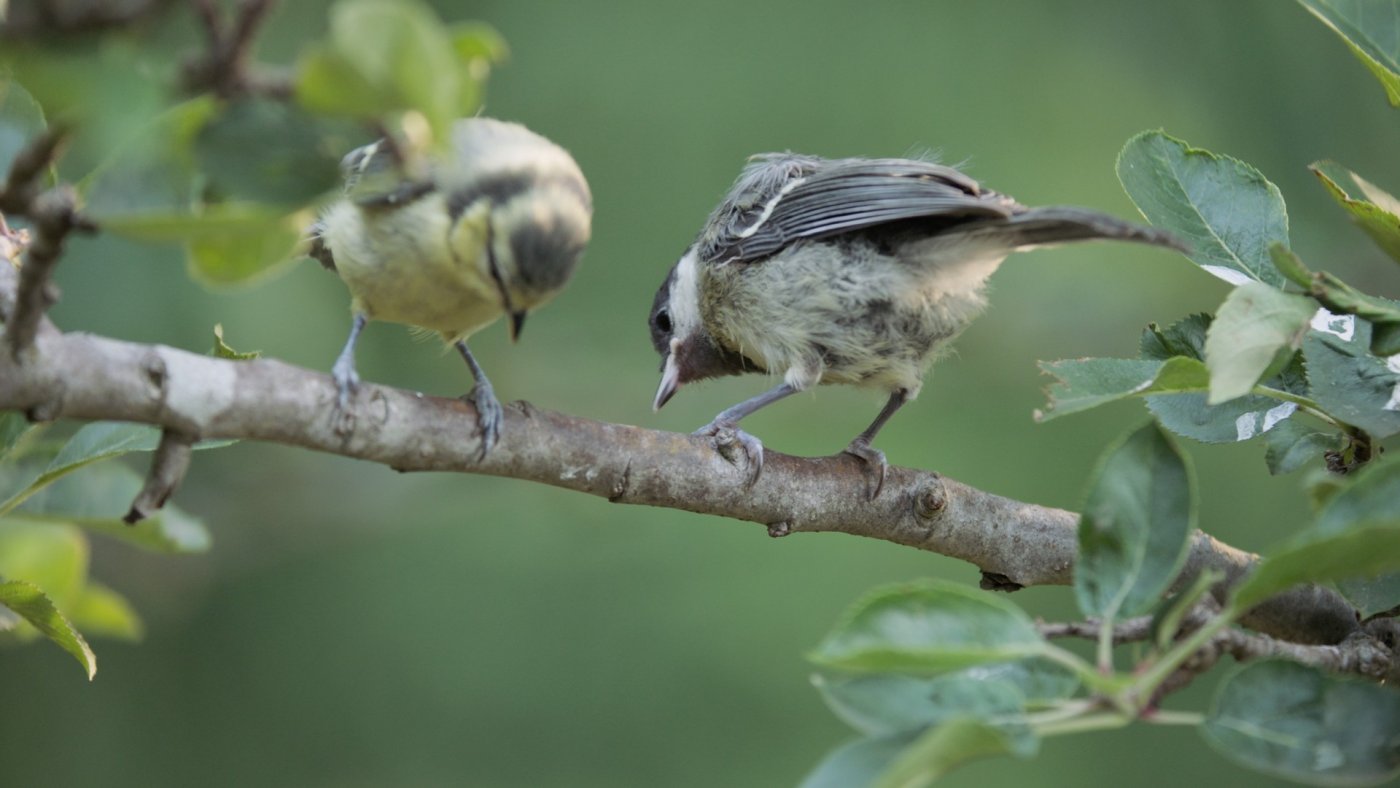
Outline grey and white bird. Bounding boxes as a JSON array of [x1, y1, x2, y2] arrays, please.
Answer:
[[312, 118, 592, 457], [649, 153, 1181, 497]]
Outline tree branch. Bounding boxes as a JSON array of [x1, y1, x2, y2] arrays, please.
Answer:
[[0, 260, 1367, 647]]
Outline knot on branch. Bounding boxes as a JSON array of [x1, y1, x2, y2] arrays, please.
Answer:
[[912, 476, 947, 520]]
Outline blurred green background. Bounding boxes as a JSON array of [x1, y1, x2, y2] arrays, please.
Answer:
[[3, 1, 1398, 785]]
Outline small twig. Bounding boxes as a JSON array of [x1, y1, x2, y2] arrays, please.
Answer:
[[1040, 610, 1394, 685], [125, 429, 196, 524], [0, 127, 68, 214], [181, 0, 291, 99]]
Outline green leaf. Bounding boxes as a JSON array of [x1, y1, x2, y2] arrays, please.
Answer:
[[1204, 283, 1316, 404], [0, 421, 161, 516], [182, 204, 309, 288], [1303, 318, 1400, 439], [1141, 313, 1211, 360], [0, 74, 47, 175], [1314, 458, 1400, 618], [1298, 0, 1400, 107], [17, 460, 211, 554], [0, 580, 96, 679], [0, 411, 36, 460], [194, 99, 342, 207], [1117, 130, 1288, 287], [813, 660, 1074, 738], [1312, 162, 1400, 264], [447, 22, 509, 115], [0, 520, 87, 608], [1203, 659, 1400, 784], [875, 718, 1032, 788], [1264, 419, 1344, 475], [809, 580, 1046, 673], [799, 734, 918, 788], [294, 0, 464, 142], [1232, 525, 1400, 615], [211, 324, 260, 360], [1075, 423, 1194, 622], [1035, 357, 1209, 421], [67, 581, 143, 641], [80, 96, 219, 225], [1232, 471, 1400, 614]]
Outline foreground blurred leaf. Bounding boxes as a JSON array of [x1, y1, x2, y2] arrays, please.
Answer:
[[1204, 283, 1315, 404], [1302, 318, 1400, 439], [1075, 423, 1194, 622], [1117, 130, 1288, 287], [1203, 660, 1400, 785], [799, 734, 917, 788], [1233, 458, 1400, 612], [1298, 0, 1400, 107], [0, 520, 87, 608], [0, 580, 95, 679], [295, 0, 464, 142], [1035, 357, 1208, 421], [0, 74, 46, 175], [194, 99, 341, 207], [80, 97, 218, 225], [1312, 161, 1400, 264], [814, 660, 1072, 739], [1316, 458, 1400, 618], [876, 717, 1033, 788], [67, 582, 142, 641], [18, 460, 211, 554], [182, 205, 309, 287], [809, 581, 1045, 672], [1263, 420, 1343, 475], [0, 411, 36, 459]]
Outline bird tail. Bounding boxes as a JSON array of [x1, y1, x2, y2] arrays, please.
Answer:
[[979, 207, 1186, 253]]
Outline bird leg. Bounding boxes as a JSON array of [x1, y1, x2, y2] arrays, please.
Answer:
[[694, 382, 799, 485], [843, 388, 910, 501], [331, 313, 368, 411], [456, 340, 504, 459]]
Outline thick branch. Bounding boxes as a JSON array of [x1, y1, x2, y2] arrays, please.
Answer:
[[0, 261, 1365, 646]]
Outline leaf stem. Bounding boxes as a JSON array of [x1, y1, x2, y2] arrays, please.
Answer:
[[1143, 709, 1204, 726], [1251, 385, 1347, 430], [1124, 609, 1236, 705], [1033, 711, 1132, 738]]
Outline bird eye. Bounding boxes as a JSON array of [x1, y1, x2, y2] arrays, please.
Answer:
[[655, 308, 672, 334]]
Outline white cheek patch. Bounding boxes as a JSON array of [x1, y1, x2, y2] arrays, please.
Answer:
[[668, 248, 703, 338]]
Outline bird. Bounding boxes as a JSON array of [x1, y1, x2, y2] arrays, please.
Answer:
[[310, 117, 592, 457], [648, 152, 1182, 497]]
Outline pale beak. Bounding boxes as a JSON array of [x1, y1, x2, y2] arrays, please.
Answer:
[[653, 351, 681, 412]]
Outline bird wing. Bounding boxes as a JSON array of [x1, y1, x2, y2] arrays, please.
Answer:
[[699, 157, 1019, 263]]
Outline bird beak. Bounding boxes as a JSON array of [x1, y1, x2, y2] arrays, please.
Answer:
[[508, 311, 527, 342], [653, 351, 681, 412]]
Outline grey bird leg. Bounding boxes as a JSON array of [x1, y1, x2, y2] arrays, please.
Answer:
[[844, 388, 911, 501], [695, 382, 799, 485], [456, 340, 504, 460], [331, 313, 368, 411]]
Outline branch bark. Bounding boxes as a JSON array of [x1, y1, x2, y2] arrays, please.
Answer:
[[0, 260, 1365, 647]]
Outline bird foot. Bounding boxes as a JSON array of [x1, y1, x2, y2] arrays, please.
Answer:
[[694, 420, 765, 486], [462, 381, 503, 460], [331, 356, 360, 411], [842, 438, 888, 501]]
